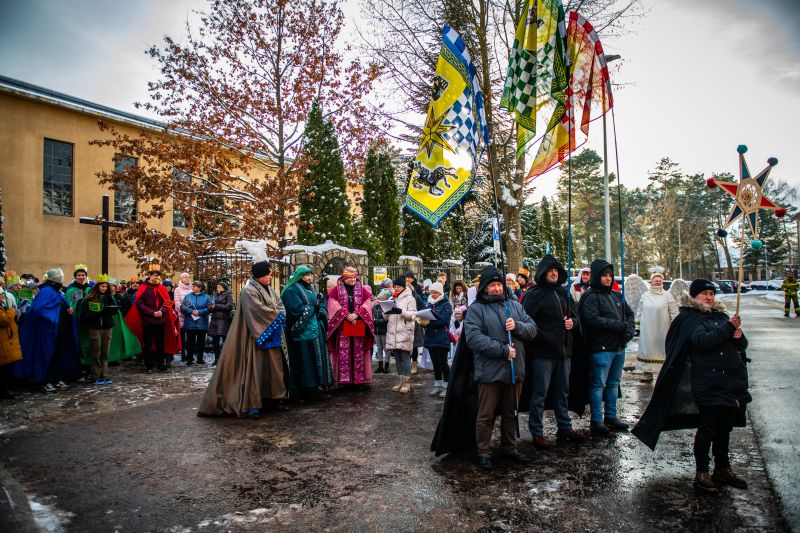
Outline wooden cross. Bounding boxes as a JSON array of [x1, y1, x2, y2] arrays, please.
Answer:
[[79, 195, 125, 274]]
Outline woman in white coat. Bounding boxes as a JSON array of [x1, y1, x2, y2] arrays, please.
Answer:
[[383, 275, 417, 393], [636, 272, 679, 382]]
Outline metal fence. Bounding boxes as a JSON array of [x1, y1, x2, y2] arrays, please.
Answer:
[[194, 252, 291, 302]]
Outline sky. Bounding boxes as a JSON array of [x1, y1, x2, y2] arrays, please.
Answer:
[[2, 0, 799, 201]]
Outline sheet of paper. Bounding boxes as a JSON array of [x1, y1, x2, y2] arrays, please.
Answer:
[[414, 308, 438, 321], [379, 299, 397, 313]]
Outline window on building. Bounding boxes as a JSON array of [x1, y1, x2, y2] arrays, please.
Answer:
[[172, 168, 190, 228], [43, 139, 73, 216], [114, 155, 137, 222]]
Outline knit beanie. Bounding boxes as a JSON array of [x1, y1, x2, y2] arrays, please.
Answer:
[[251, 261, 271, 278], [381, 278, 394, 288], [689, 279, 716, 297], [45, 268, 64, 284], [429, 282, 444, 295]]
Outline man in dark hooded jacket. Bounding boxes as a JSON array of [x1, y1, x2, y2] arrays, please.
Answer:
[[578, 259, 635, 435], [521, 255, 587, 448], [466, 266, 537, 471]]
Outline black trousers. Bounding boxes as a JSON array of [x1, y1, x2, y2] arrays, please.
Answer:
[[142, 325, 165, 370], [185, 330, 207, 363], [694, 405, 737, 472], [428, 346, 450, 382], [210, 335, 226, 363]]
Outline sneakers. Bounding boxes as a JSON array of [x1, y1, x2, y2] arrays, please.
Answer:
[[429, 386, 444, 397], [94, 378, 113, 385], [712, 468, 748, 489], [531, 436, 554, 450], [55, 381, 71, 391], [694, 472, 719, 494], [247, 408, 260, 419], [604, 417, 629, 431], [438, 386, 447, 398], [146, 368, 155, 374], [506, 451, 530, 464], [556, 428, 588, 442], [639, 372, 654, 383], [590, 420, 611, 436], [43, 383, 57, 394], [477, 455, 492, 472]]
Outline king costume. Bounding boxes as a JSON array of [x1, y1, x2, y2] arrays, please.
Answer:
[[198, 277, 289, 417], [326, 269, 375, 386]]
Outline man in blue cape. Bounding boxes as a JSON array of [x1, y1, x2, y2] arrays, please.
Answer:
[[14, 268, 81, 392]]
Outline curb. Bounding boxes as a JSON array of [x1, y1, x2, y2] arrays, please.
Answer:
[[0, 467, 38, 533]]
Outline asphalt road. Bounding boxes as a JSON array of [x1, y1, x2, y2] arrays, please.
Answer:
[[0, 293, 794, 532], [734, 293, 800, 530]]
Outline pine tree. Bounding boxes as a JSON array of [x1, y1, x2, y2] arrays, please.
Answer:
[[358, 143, 402, 262], [297, 101, 353, 246], [521, 203, 546, 262]]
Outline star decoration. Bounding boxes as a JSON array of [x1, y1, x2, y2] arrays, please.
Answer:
[[419, 105, 455, 159], [707, 145, 782, 239]]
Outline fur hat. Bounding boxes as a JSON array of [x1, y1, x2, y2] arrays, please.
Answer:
[[251, 261, 271, 278], [689, 279, 716, 297], [650, 271, 665, 281]]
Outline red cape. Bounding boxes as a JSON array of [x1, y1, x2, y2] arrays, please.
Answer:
[[124, 283, 182, 354]]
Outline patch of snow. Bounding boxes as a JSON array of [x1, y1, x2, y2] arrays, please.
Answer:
[[398, 255, 423, 262], [500, 186, 518, 207], [442, 259, 463, 266], [28, 494, 75, 533], [284, 240, 367, 256]]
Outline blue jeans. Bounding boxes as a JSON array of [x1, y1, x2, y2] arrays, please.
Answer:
[[590, 350, 625, 422], [528, 358, 572, 437]]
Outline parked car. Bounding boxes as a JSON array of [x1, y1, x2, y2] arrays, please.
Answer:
[[718, 280, 748, 293], [748, 281, 769, 291]]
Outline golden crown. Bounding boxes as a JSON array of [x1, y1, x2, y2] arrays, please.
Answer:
[[95, 274, 110, 283], [74, 263, 89, 273]]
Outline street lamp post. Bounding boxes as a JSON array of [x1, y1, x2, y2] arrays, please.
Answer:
[[603, 54, 621, 264]]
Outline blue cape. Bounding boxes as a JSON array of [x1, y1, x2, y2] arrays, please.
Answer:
[[15, 284, 81, 383]]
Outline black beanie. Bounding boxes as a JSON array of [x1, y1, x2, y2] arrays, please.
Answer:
[[393, 275, 407, 288], [689, 278, 716, 297], [251, 261, 271, 278]]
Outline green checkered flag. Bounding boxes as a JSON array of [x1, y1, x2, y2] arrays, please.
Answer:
[[500, 0, 537, 158]]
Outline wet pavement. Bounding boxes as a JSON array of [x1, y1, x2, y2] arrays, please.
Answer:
[[0, 295, 793, 532]]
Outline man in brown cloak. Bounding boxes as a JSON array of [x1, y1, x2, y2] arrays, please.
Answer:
[[198, 260, 288, 418]]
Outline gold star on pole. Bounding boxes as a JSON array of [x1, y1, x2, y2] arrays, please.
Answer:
[[419, 105, 455, 159]]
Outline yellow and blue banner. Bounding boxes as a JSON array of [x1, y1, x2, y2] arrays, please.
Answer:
[[405, 25, 489, 228]]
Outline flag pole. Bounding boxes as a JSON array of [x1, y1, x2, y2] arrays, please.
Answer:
[[611, 107, 626, 300], [487, 143, 507, 275]]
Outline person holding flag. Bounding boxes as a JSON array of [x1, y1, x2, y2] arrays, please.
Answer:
[[465, 266, 537, 472]]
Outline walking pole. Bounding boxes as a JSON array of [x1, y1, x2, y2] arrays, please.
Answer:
[[610, 107, 626, 300], [487, 144, 507, 275], [505, 299, 520, 438]]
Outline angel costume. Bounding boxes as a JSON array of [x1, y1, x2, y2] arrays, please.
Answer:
[[635, 276, 679, 374]]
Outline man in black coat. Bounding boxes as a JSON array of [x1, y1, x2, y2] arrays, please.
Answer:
[[578, 259, 635, 435], [632, 279, 750, 494], [521, 254, 587, 449]]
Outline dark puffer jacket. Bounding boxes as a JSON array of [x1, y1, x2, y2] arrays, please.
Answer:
[[78, 295, 117, 330], [521, 254, 573, 360], [423, 297, 453, 349], [578, 259, 634, 353], [208, 289, 233, 337], [465, 267, 537, 384], [681, 294, 750, 408]]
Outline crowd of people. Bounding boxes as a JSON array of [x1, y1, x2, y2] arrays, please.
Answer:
[[0, 255, 755, 494]]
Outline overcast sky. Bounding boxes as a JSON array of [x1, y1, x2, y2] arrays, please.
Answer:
[[2, 0, 799, 201]]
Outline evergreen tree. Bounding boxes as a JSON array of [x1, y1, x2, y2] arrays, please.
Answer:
[[0, 186, 6, 273], [297, 101, 352, 246], [358, 142, 402, 262], [521, 202, 546, 262], [402, 208, 437, 261]]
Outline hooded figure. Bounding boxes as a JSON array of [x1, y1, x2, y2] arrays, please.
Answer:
[[633, 281, 750, 493], [281, 265, 335, 398], [519, 255, 589, 446], [569, 266, 592, 302], [431, 266, 537, 470], [577, 259, 635, 434]]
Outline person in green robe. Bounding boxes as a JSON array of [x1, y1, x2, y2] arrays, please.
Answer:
[[282, 265, 334, 401], [76, 275, 141, 369]]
